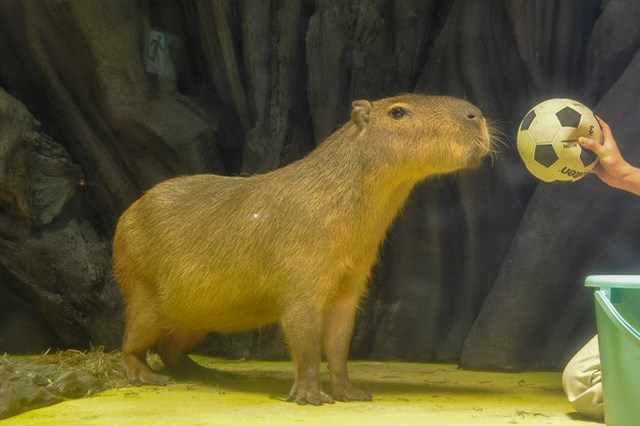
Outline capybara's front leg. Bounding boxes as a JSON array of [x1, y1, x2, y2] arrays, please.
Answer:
[[323, 287, 372, 402], [281, 308, 334, 405]]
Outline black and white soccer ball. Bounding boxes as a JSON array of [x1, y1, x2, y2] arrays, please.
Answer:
[[517, 98, 602, 182]]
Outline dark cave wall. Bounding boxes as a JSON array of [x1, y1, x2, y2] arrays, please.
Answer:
[[1, 0, 639, 371]]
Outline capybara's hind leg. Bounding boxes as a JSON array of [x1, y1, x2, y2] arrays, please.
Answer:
[[122, 304, 168, 385], [122, 350, 168, 386], [156, 329, 209, 378]]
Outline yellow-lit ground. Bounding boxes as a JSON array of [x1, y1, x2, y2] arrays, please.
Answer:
[[3, 357, 599, 426]]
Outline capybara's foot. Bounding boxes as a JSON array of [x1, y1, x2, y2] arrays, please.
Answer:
[[286, 385, 335, 406], [123, 352, 169, 386], [332, 383, 372, 402], [132, 369, 170, 386]]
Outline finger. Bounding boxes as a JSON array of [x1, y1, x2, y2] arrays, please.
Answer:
[[595, 116, 613, 143], [595, 115, 609, 131], [591, 164, 604, 177], [579, 136, 607, 155]]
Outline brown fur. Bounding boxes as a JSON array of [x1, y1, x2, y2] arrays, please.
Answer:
[[113, 94, 491, 405]]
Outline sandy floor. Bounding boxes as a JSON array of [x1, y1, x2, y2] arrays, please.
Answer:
[[3, 357, 600, 426]]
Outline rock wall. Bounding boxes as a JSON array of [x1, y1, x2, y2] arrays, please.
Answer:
[[1, 0, 639, 371]]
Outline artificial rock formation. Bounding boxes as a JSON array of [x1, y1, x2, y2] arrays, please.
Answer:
[[1, 0, 639, 372]]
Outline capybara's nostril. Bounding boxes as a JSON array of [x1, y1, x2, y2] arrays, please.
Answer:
[[466, 111, 482, 121]]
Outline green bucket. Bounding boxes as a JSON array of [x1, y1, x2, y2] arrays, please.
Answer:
[[585, 275, 640, 426]]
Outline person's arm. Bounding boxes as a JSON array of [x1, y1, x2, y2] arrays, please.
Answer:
[[579, 117, 640, 196]]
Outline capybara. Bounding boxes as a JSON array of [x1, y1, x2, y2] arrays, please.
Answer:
[[113, 93, 492, 405]]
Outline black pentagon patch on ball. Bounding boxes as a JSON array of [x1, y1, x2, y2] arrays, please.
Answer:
[[580, 147, 597, 166], [520, 110, 536, 131], [534, 144, 558, 167], [556, 107, 581, 128]]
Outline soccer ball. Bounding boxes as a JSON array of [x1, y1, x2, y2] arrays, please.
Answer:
[[516, 98, 602, 182]]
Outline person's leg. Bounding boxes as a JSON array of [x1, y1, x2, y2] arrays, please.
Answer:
[[562, 335, 604, 420]]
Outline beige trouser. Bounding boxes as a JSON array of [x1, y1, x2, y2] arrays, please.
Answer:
[[562, 335, 604, 420]]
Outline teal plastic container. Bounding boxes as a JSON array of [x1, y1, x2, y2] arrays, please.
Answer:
[[585, 275, 640, 426]]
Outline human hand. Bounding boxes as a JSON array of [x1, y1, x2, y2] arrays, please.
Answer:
[[578, 117, 640, 195]]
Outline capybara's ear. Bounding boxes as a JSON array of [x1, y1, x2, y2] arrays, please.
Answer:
[[351, 100, 372, 128]]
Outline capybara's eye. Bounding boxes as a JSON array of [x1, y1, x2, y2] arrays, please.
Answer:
[[389, 107, 407, 120]]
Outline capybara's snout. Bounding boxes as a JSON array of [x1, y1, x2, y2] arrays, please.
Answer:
[[447, 98, 486, 128], [450, 99, 492, 155]]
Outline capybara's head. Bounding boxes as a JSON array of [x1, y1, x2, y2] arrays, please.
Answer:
[[350, 94, 491, 177]]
